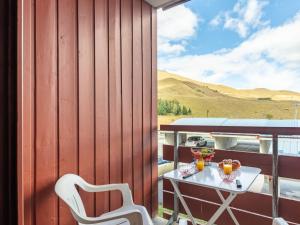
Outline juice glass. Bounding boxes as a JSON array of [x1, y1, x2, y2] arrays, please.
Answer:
[[196, 159, 205, 171], [223, 161, 233, 175]]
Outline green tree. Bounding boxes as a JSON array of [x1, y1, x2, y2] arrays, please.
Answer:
[[157, 99, 168, 115], [175, 104, 182, 115], [158, 99, 191, 116], [182, 105, 188, 115], [266, 113, 273, 120]]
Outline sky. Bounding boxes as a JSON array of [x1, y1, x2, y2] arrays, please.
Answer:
[[157, 0, 300, 92]]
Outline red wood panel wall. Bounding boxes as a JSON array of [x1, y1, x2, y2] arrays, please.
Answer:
[[17, 0, 158, 225]]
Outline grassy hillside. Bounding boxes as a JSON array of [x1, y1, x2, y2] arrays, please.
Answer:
[[159, 71, 300, 101], [158, 71, 300, 126]]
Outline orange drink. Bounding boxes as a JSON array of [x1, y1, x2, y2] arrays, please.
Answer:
[[196, 159, 205, 171], [223, 164, 232, 175]]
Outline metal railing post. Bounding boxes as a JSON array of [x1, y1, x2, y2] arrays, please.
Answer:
[[173, 131, 179, 221], [167, 131, 180, 225], [272, 134, 279, 218]]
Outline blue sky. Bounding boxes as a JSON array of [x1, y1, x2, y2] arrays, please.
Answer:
[[158, 0, 300, 92], [185, 0, 300, 54]]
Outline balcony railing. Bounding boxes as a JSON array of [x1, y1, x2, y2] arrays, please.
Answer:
[[160, 121, 300, 225]]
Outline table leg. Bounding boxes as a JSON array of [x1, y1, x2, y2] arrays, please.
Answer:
[[170, 180, 198, 225], [166, 212, 176, 225], [206, 192, 237, 225], [216, 190, 239, 225]]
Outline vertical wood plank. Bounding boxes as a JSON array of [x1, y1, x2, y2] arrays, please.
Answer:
[[95, 0, 110, 215], [35, 1, 58, 225], [132, 0, 144, 205], [142, 0, 152, 213], [108, 0, 122, 210], [78, 0, 95, 217], [58, 0, 78, 223], [17, 0, 24, 223], [121, 0, 133, 190], [19, 0, 36, 225], [151, 7, 158, 217]]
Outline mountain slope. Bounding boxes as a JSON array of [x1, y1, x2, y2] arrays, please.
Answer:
[[158, 71, 300, 121], [158, 71, 300, 101]]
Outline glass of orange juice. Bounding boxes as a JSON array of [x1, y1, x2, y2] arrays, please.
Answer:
[[223, 160, 233, 175], [196, 159, 205, 171]]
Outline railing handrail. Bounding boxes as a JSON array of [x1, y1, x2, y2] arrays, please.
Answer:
[[160, 124, 300, 135]]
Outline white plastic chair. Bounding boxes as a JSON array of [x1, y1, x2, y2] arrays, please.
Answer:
[[273, 218, 288, 225], [55, 174, 153, 225]]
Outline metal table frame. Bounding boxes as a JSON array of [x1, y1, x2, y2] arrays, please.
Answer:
[[168, 179, 240, 225], [164, 161, 261, 225]]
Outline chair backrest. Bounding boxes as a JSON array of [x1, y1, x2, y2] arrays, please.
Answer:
[[273, 218, 288, 225], [55, 174, 87, 221]]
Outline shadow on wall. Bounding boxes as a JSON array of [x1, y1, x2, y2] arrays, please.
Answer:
[[0, 0, 17, 225]]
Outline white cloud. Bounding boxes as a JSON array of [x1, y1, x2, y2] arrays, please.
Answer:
[[158, 5, 198, 55], [158, 39, 185, 55], [209, 14, 222, 26], [224, 15, 248, 37], [210, 0, 269, 37], [159, 12, 300, 92]]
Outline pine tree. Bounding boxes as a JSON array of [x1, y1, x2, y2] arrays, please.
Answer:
[[182, 105, 188, 115], [157, 99, 168, 115], [174, 104, 181, 115]]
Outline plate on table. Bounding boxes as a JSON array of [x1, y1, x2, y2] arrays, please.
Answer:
[[178, 163, 196, 177]]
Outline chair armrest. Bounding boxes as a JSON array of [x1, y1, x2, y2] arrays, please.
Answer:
[[78, 180, 134, 206], [71, 208, 143, 225]]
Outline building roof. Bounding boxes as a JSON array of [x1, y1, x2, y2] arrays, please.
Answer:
[[145, 0, 190, 9], [171, 118, 300, 128]]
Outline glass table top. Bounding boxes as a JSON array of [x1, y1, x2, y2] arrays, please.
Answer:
[[163, 162, 261, 193]]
